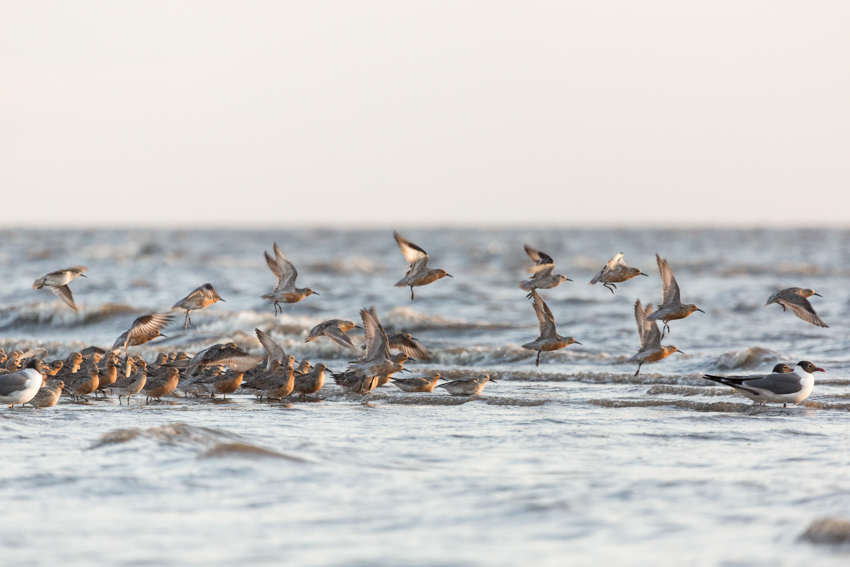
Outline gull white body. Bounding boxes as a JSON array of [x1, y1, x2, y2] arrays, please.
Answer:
[[0, 368, 44, 407]]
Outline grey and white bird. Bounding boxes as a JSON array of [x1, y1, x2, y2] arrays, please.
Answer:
[[589, 253, 647, 293], [765, 288, 828, 328], [702, 361, 824, 406], [629, 299, 682, 377], [172, 283, 224, 329], [260, 243, 318, 315], [32, 266, 88, 311], [306, 319, 358, 350], [437, 373, 496, 396], [0, 360, 44, 408], [111, 313, 174, 356], [333, 307, 408, 394], [519, 245, 571, 298], [393, 231, 452, 300], [646, 254, 704, 335], [521, 290, 580, 366]]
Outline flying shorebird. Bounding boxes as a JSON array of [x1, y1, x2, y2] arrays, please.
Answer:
[[522, 290, 580, 366], [32, 266, 88, 311], [646, 254, 704, 335], [393, 231, 452, 300], [112, 313, 173, 356], [437, 373, 496, 396], [702, 361, 824, 407], [519, 245, 571, 298], [186, 343, 264, 376], [306, 319, 359, 350], [388, 332, 432, 361], [260, 242, 318, 315], [589, 253, 648, 293], [630, 299, 682, 377], [172, 283, 224, 329], [765, 288, 828, 328], [0, 360, 44, 408]]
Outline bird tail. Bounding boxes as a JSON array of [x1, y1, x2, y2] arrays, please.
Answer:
[[518, 280, 534, 291], [589, 272, 602, 285], [260, 293, 274, 300], [394, 277, 409, 288], [701, 375, 727, 385], [32, 278, 46, 290]]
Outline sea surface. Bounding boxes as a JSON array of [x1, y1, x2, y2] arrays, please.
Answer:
[[1, 228, 849, 566]]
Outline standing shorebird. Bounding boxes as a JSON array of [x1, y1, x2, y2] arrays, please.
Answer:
[[437, 373, 496, 396], [630, 299, 682, 377], [172, 283, 224, 329], [32, 266, 88, 311], [522, 290, 580, 366], [292, 363, 328, 396], [306, 319, 359, 350], [27, 379, 64, 409], [702, 361, 824, 407], [142, 368, 180, 403], [393, 231, 452, 300], [519, 245, 571, 298], [0, 360, 44, 408], [646, 254, 704, 335], [589, 253, 647, 293], [112, 313, 174, 357], [261, 243, 318, 315], [765, 288, 828, 328], [390, 373, 443, 393]]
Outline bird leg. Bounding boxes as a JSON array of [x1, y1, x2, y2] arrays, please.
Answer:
[[526, 291, 534, 300], [410, 287, 415, 300], [183, 312, 190, 329], [535, 352, 541, 366], [634, 364, 642, 377], [604, 283, 616, 294]]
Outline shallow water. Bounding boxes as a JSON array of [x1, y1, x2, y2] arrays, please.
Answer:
[[2, 229, 849, 565]]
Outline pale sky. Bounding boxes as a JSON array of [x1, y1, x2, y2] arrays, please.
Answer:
[[2, 1, 849, 228]]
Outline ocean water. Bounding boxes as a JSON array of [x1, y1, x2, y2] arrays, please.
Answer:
[[1, 228, 849, 566]]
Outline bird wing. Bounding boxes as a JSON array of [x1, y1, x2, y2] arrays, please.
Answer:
[[780, 297, 828, 328], [734, 373, 804, 395], [198, 284, 220, 302], [324, 326, 357, 350], [524, 245, 555, 271], [656, 255, 681, 306], [265, 250, 282, 282], [531, 290, 557, 337], [111, 331, 129, 351], [273, 242, 299, 290], [634, 300, 660, 349], [50, 285, 78, 310], [361, 307, 390, 360], [388, 333, 432, 361], [255, 329, 286, 369], [128, 313, 173, 340], [614, 253, 627, 268], [529, 264, 555, 279], [394, 231, 429, 264]]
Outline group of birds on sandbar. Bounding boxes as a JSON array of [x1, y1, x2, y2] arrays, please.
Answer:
[[0, 232, 831, 410]]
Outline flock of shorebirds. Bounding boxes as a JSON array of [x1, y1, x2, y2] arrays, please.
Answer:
[[0, 232, 830, 410]]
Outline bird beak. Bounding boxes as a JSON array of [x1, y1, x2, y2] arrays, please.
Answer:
[[445, 273, 454, 278], [80, 274, 88, 278], [815, 367, 825, 372], [312, 291, 320, 295], [639, 273, 649, 276], [354, 325, 362, 329], [219, 298, 226, 302], [676, 350, 685, 354], [566, 278, 574, 282], [489, 378, 498, 383], [814, 293, 822, 297], [574, 341, 582, 345], [696, 309, 705, 313]]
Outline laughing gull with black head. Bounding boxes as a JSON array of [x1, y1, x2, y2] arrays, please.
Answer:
[[702, 361, 824, 407]]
